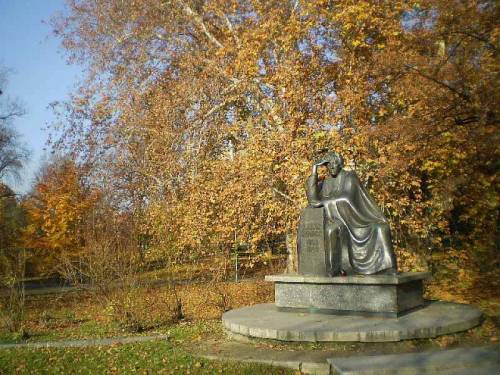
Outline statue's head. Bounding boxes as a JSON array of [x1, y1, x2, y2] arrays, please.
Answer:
[[323, 152, 344, 176]]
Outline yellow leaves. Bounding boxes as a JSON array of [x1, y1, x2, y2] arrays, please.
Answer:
[[344, 22, 354, 31], [422, 160, 444, 172], [312, 131, 326, 140], [22, 159, 97, 261], [45, 0, 498, 290]]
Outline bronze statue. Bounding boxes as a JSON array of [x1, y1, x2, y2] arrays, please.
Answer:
[[299, 152, 397, 276]]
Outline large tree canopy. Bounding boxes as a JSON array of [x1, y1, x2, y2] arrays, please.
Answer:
[[50, 0, 498, 271]]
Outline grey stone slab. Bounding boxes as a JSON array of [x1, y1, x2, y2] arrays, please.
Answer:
[[437, 364, 500, 375], [327, 346, 499, 375], [222, 301, 483, 342], [298, 207, 328, 276], [397, 281, 424, 312], [275, 282, 399, 314], [190, 338, 333, 374], [265, 272, 430, 285], [200, 354, 330, 375], [272, 276, 425, 315]]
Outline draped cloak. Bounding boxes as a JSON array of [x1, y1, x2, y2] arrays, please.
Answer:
[[305, 170, 397, 275]]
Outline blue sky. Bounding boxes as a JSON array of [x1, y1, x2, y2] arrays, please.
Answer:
[[0, 0, 83, 194]]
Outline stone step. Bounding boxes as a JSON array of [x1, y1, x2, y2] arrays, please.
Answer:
[[327, 346, 499, 375], [437, 364, 500, 375], [222, 302, 483, 342]]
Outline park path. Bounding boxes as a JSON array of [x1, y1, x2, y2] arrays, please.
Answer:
[[188, 339, 500, 375], [0, 334, 169, 349]]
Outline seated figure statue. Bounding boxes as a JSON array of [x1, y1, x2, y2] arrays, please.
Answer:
[[302, 152, 397, 276]]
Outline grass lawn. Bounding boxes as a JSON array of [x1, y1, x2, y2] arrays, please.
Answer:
[[0, 340, 293, 374], [0, 280, 274, 344], [1, 276, 497, 373]]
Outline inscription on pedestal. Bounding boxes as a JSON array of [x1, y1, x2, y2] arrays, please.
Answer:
[[298, 207, 327, 276]]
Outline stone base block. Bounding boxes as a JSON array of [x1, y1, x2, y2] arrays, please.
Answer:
[[265, 272, 430, 317]]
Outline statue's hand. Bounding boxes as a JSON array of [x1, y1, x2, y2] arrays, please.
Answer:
[[314, 159, 329, 167], [312, 159, 328, 174]]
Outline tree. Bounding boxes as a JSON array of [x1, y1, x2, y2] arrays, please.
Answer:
[[0, 184, 26, 251], [0, 67, 28, 183], [22, 157, 99, 274], [0, 66, 29, 332], [0, 183, 28, 333], [50, 0, 498, 275]]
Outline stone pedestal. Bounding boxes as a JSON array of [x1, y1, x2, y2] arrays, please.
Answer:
[[222, 273, 483, 342], [222, 301, 483, 342], [265, 272, 429, 317]]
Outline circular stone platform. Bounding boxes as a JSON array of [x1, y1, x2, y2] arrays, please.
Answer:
[[222, 301, 483, 342]]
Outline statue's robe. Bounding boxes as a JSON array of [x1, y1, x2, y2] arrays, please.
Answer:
[[305, 170, 397, 275]]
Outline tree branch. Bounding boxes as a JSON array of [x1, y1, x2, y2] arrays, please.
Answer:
[[272, 188, 297, 204], [404, 64, 471, 102], [222, 12, 240, 46], [198, 94, 240, 124], [451, 30, 497, 51], [176, 1, 224, 49], [0, 110, 25, 122]]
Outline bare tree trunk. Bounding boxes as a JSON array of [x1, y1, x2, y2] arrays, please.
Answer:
[[285, 231, 297, 274]]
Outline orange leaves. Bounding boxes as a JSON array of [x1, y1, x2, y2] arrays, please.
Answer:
[[22, 158, 99, 270], [46, 0, 499, 284]]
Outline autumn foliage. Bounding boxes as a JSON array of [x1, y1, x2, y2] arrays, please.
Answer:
[[38, 0, 498, 284], [22, 158, 99, 273]]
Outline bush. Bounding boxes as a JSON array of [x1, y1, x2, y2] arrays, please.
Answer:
[[106, 285, 183, 332], [0, 248, 26, 334]]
